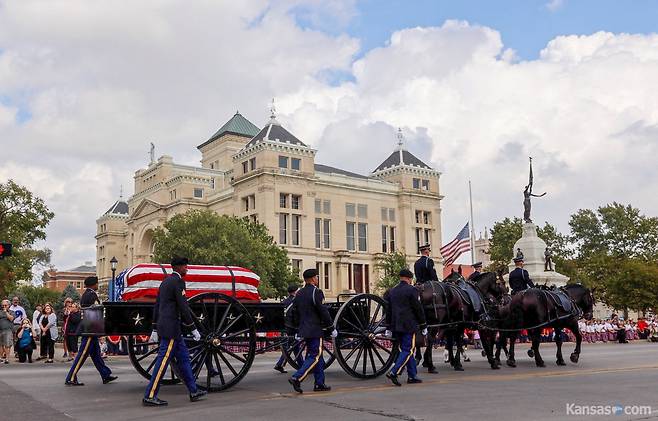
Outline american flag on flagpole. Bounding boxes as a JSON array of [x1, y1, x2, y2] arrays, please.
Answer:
[[440, 223, 471, 265]]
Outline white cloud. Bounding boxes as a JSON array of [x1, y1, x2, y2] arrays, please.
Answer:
[[546, 0, 566, 12], [1, 3, 658, 272]]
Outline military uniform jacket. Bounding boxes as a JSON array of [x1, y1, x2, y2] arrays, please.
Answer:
[[414, 256, 439, 284], [384, 281, 427, 333], [509, 267, 534, 293], [290, 284, 332, 339], [152, 272, 195, 339], [282, 295, 296, 334], [80, 288, 100, 308], [467, 271, 481, 282]]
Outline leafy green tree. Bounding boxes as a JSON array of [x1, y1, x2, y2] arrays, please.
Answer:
[[7, 285, 59, 316], [58, 284, 81, 311], [569, 203, 658, 313], [0, 180, 54, 295], [487, 217, 571, 274], [374, 250, 408, 293], [152, 210, 297, 299]]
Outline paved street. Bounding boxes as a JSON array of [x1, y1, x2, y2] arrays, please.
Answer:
[[1, 342, 657, 421]]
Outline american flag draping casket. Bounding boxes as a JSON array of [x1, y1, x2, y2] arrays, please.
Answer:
[[114, 263, 261, 302]]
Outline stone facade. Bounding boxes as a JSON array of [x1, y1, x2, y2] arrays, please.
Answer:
[[96, 112, 444, 296]]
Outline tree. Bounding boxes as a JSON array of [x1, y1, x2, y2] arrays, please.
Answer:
[[487, 217, 571, 274], [7, 285, 59, 316], [569, 203, 658, 313], [374, 250, 408, 293], [152, 210, 297, 299], [58, 284, 81, 311], [0, 180, 54, 295]]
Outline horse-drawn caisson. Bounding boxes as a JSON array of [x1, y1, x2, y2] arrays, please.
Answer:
[[80, 263, 398, 392]]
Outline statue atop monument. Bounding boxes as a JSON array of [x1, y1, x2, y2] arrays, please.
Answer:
[[544, 247, 554, 271], [523, 157, 546, 223]]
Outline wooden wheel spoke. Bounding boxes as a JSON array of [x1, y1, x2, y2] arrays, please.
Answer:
[[341, 317, 364, 334], [145, 357, 158, 374], [221, 327, 251, 341], [342, 338, 363, 361], [218, 313, 243, 336], [348, 306, 366, 329], [218, 346, 248, 364], [351, 346, 364, 372], [370, 303, 382, 327], [371, 344, 387, 365], [136, 346, 159, 362], [192, 351, 207, 379], [217, 350, 239, 377], [213, 352, 226, 385], [372, 339, 392, 355], [215, 302, 233, 335], [212, 295, 220, 329], [338, 337, 362, 350], [367, 347, 377, 373]]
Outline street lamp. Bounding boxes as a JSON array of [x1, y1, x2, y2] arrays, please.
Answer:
[[110, 256, 118, 301]]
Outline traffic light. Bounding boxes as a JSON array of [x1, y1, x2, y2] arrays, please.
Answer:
[[0, 243, 12, 259]]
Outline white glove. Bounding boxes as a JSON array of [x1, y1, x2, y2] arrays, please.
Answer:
[[421, 328, 428, 336], [331, 329, 338, 338], [192, 329, 201, 341], [384, 330, 392, 338], [149, 330, 159, 343], [294, 334, 302, 341]]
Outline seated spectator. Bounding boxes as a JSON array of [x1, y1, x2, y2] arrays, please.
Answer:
[[0, 299, 15, 364], [16, 319, 36, 363]]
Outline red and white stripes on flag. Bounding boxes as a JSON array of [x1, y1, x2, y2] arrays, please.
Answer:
[[439, 223, 471, 265], [120, 263, 261, 302]]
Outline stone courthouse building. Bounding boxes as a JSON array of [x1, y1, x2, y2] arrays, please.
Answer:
[[96, 111, 443, 297]]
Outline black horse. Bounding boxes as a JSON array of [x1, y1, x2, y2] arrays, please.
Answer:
[[493, 284, 594, 367], [416, 270, 505, 372]]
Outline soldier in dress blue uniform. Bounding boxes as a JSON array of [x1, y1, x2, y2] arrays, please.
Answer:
[[414, 244, 439, 284], [288, 269, 336, 394], [467, 262, 483, 282], [384, 268, 427, 386], [274, 284, 301, 373], [142, 256, 206, 407], [65, 276, 116, 386], [508, 256, 535, 295]]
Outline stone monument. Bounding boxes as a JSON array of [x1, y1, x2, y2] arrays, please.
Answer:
[[507, 158, 569, 287]]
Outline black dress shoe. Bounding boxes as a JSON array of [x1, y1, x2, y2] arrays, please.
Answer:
[[288, 377, 303, 394], [65, 380, 85, 386], [313, 384, 331, 392], [102, 375, 118, 384], [407, 377, 423, 384], [427, 367, 438, 374], [274, 365, 287, 374], [143, 397, 168, 407], [189, 390, 207, 402], [386, 372, 401, 386]]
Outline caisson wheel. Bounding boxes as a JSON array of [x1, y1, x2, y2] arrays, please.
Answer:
[[127, 335, 181, 385], [333, 293, 397, 379], [281, 334, 336, 369], [185, 292, 257, 392]]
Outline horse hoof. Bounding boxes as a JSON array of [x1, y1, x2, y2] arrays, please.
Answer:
[[536, 361, 546, 368], [570, 353, 579, 363], [506, 360, 516, 368], [454, 366, 464, 371], [556, 359, 567, 366], [527, 349, 535, 358]]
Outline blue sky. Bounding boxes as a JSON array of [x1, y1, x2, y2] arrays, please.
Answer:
[[297, 0, 658, 60]]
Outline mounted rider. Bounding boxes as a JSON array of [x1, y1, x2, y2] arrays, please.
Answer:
[[414, 244, 439, 284], [509, 256, 535, 295], [466, 262, 483, 282]]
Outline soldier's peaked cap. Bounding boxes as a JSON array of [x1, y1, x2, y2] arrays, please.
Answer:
[[84, 276, 98, 287], [171, 256, 189, 266]]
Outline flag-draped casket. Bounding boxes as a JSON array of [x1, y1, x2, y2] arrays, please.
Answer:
[[115, 263, 261, 302]]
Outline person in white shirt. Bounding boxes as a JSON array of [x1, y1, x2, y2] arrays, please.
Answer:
[[9, 296, 26, 330]]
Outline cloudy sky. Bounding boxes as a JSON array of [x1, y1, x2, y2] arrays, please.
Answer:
[[1, 0, 657, 274]]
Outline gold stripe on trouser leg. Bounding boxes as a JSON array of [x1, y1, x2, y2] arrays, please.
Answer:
[[71, 337, 92, 379], [397, 333, 415, 375], [149, 339, 175, 398], [299, 338, 323, 381]]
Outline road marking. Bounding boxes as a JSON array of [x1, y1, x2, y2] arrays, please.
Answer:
[[264, 364, 658, 400]]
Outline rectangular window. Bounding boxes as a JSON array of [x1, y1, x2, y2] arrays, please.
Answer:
[[381, 208, 388, 221], [292, 214, 301, 246], [249, 157, 256, 171], [415, 210, 422, 224], [323, 219, 331, 249], [291, 195, 301, 210], [279, 214, 288, 244], [389, 208, 395, 222], [416, 228, 422, 251], [210, 163, 214, 169], [278, 156, 289, 168], [315, 199, 322, 213], [413, 178, 421, 189], [389, 226, 396, 251], [291, 259, 302, 274], [280, 193, 288, 208], [358, 223, 368, 252], [249, 195, 255, 210], [194, 188, 203, 198], [346, 203, 355, 218], [424, 228, 431, 245], [323, 263, 330, 290], [424, 211, 431, 225], [323, 200, 331, 214], [315, 218, 322, 249], [250, 214, 258, 223], [357, 204, 368, 218], [243, 197, 250, 211], [316, 262, 322, 283], [381, 225, 388, 253], [422, 179, 430, 190], [346, 222, 355, 251], [242, 161, 249, 174], [291, 158, 301, 171]]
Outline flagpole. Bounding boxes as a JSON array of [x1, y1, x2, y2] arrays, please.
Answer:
[[468, 180, 475, 264]]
